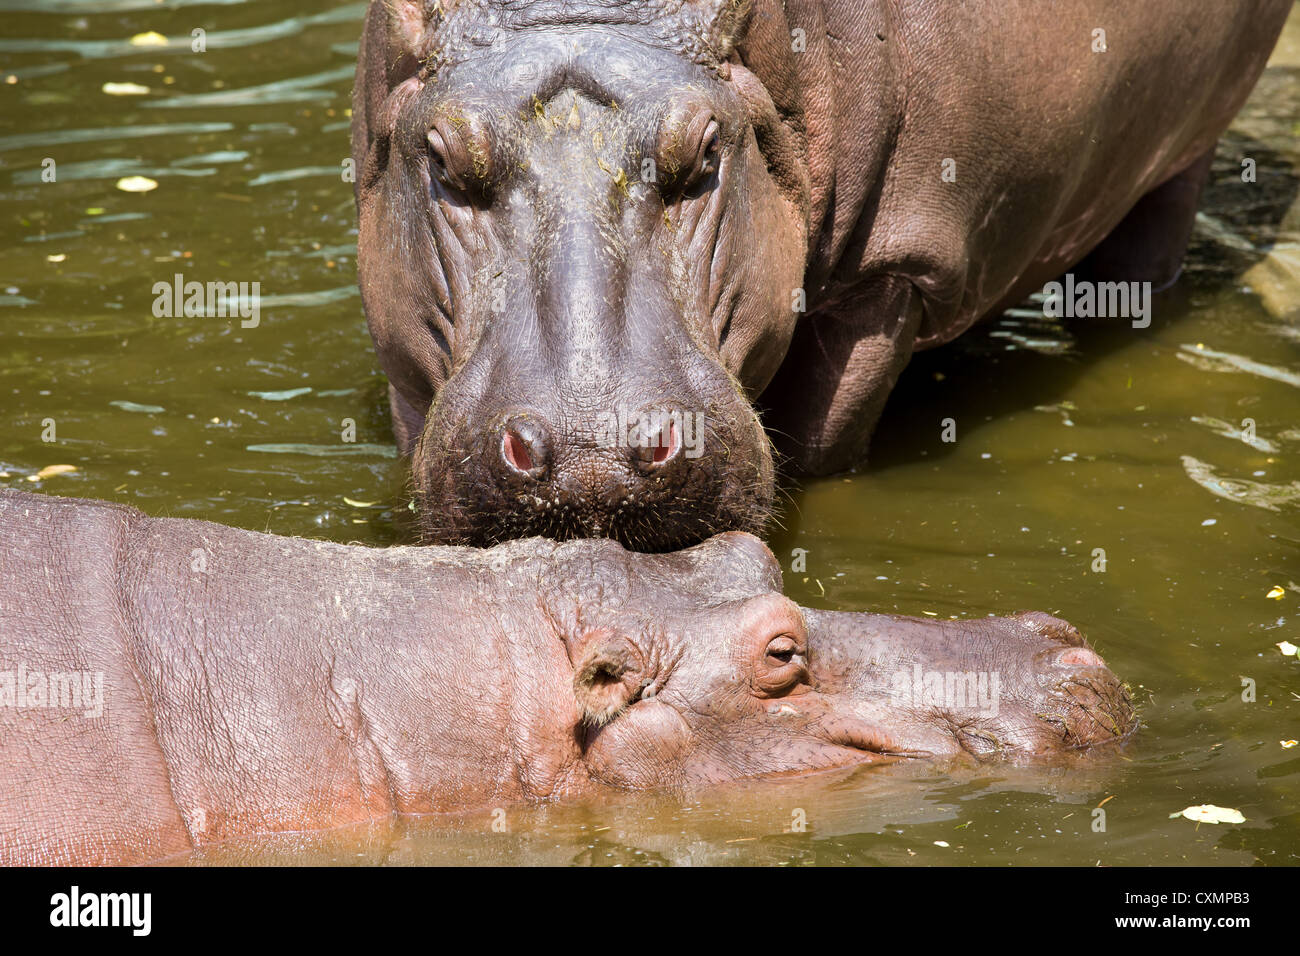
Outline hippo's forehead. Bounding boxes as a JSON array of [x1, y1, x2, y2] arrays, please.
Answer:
[[426, 28, 721, 113], [425, 0, 742, 74]]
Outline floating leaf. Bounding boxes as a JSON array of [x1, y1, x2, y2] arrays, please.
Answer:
[[1282, 740, 1297, 749], [102, 82, 150, 96], [35, 464, 77, 480], [1175, 805, 1245, 825], [342, 497, 378, 508], [1267, 585, 1286, 599], [115, 176, 158, 193], [129, 32, 168, 47], [1278, 641, 1298, 657]]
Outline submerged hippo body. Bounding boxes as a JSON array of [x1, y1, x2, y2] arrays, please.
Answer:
[[352, 0, 1291, 550], [0, 489, 1133, 865]]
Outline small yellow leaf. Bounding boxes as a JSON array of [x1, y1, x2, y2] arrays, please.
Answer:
[[35, 464, 77, 479], [1277, 640, 1298, 657], [1281, 740, 1297, 749], [129, 31, 168, 47], [1177, 805, 1245, 825], [1266, 585, 1286, 599], [342, 497, 378, 508], [116, 176, 158, 193]]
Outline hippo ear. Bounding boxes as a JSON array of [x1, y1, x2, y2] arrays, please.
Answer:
[[572, 630, 649, 726], [690, 0, 755, 61], [352, 1, 445, 199]]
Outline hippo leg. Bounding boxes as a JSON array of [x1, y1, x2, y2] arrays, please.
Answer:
[[760, 274, 924, 476], [1074, 147, 1217, 291]]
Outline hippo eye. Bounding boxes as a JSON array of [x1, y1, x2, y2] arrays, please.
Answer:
[[756, 634, 808, 696], [685, 118, 721, 188], [699, 125, 720, 176], [766, 635, 797, 665], [426, 129, 462, 191]]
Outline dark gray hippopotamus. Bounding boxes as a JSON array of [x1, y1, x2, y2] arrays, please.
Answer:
[[0, 489, 1132, 865], [351, 0, 1291, 550]]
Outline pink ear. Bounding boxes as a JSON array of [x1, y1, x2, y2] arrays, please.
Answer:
[[688, 0, 755, 60], [386, 0, 431, 59]]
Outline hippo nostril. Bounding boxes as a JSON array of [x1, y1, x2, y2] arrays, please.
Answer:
[[1054, 646, 1105, 668], [630, 411, 682, 473], [503, 431, 532, 471], [651, 420, 679, 465], [500, 415, 550, 479]]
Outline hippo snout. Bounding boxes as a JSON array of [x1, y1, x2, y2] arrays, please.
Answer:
[[497, 405, 683, 481], [801, 608, 1138, 760], [414, 380, 775, 551]]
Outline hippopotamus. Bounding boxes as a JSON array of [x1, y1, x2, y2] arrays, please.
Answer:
[[0, 489, 1133, 865], [351, 0, 1292, 550]]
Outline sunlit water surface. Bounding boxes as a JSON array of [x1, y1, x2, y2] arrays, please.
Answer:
[[1, 1, 1297, 865]]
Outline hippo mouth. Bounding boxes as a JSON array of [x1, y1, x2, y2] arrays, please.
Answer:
[[411, 406, 776, 551]]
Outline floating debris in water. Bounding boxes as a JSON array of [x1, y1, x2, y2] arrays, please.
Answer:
[[102, 82, 149, 96], [29, 464, 77, 481], [129, 32, 169, 47], [115, 176, 158, 193], [1171, 805, 1245, 825]]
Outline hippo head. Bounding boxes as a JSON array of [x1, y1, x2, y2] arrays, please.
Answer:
[[353, 0, 808, 549], [535, 534, 1136, 790]]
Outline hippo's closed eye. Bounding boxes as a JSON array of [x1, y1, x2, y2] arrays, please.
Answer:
[[766, 634, 798, 664], [425, 113, 494, 195], [683, 116, 721, 189], [658, 104, 723, 193], [731, 594, 811, 697]]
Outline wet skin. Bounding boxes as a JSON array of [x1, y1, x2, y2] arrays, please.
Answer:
[[0, 490, 1133, 865], [352, 0, 1292, 550]]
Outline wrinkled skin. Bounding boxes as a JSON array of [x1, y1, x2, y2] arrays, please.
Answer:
[[353, 0, 1291, 550], [0, 490, 1134, 865]]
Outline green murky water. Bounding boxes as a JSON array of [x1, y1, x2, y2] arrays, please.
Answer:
[[2, 1, 1297, 865]]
